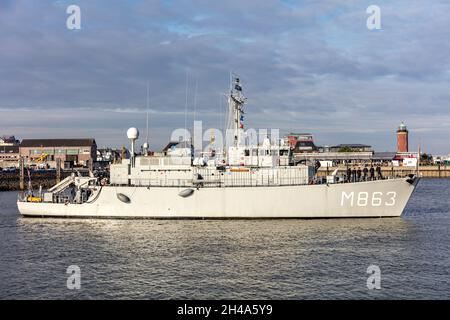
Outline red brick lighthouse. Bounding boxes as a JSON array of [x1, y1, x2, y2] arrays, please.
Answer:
[[397, 122, 409, 152]]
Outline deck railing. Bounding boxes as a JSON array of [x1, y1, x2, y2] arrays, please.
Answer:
[[115, 167, 312, 188]]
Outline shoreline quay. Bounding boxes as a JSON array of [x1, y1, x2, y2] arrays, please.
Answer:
[[0, 171, 71, 192]]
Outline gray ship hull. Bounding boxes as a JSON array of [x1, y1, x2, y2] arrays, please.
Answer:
[[17, 177, 419, 218]]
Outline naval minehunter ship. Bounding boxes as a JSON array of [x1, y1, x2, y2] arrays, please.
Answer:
[[17, 76, 420, 218]]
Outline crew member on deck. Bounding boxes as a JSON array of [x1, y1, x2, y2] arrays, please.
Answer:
[[363, 166, 368, 181], [352, 168, 357, 182], [376, 165, 383, 180]]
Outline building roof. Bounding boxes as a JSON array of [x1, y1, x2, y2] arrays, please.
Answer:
[[331, 144, 371, 148], [294, 151, 373, 161], [287, 132, 312, 136], [97, 148, 121, 153], [20, 139, 96, 148], [0, 135, 16, 141], [0, 135, 19, 146]]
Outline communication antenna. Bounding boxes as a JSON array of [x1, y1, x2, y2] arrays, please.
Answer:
[[192, 77, 199, 157], [184, 70, 189, 148], [193, 77, 198, 125], [143, 81, 150, 155], [146, 81, 150, 143]]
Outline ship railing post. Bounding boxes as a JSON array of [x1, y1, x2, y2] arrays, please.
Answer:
[[391, 162, 394, 179], [88, 159, 93, 177]]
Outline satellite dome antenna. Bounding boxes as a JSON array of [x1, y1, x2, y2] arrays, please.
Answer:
[[127, 127, 139, 167]]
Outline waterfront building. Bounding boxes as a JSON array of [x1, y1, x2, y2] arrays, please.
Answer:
[[19, 139, 97, 168], [372, 152, 397, 164], [290, 138, 373, 165], [294, 150, 373, 165], [0, 145, 20, 168], [433, 155, 450, 165], [286, 133, 317, 150]]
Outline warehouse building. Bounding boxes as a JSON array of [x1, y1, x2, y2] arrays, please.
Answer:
[[20, 139, 97, 168]]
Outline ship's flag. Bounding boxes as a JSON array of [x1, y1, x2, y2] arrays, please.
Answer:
[[240, 115, 244, 121]]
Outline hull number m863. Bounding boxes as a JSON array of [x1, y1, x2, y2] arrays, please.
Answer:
[[341, 191, 396, 207]]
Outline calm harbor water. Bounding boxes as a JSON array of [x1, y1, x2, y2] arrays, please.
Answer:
[[0, 179, 449, 299]]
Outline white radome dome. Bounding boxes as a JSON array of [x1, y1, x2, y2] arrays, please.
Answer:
[[127, 127, 139, 140], [143, 142, 149, 149]]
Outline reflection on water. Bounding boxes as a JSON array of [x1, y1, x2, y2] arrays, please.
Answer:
[[1, 179, 450, 299]]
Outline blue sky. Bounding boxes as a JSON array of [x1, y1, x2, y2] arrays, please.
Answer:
[[1, 0, 449, 154]]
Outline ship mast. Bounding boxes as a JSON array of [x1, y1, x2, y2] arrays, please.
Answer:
[[146, 81, 150, 145], [227, 75, 246, 147]]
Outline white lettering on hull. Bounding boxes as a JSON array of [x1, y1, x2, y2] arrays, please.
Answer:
[[341, 191, 396, 207]]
